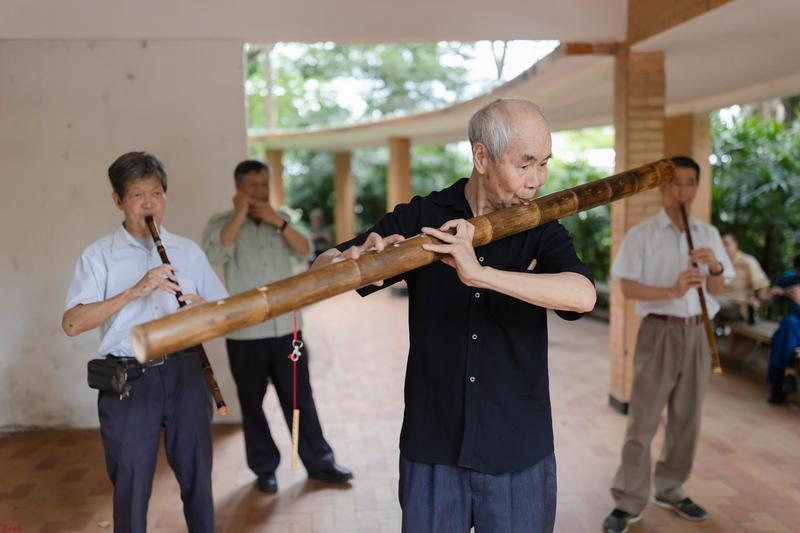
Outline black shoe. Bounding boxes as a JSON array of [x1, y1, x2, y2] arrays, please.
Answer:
[[256, 474, 278, 494], [768, 383, 788, 405], [784, 374, 797, 395], [308, 463, 353, 484], [602, 508, 641, 533], [652, 496, 707, 521]]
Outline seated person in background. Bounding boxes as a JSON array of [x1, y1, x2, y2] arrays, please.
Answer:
[[767, 254, 800, 404], [717, 232, 770, 324]]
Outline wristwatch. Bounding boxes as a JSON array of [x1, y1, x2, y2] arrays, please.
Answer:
[[709, 263, 724, 276], [277, 219, 289, 233]]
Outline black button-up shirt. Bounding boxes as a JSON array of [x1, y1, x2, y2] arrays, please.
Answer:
[[337, 178, 593, 474]]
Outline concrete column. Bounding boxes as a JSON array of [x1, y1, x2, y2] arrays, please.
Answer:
[[609, 46, 666, 412], [387, 137, 412, 212], [265, 148, 284, 208], [664, 113, 712, 223], [334, 151, 356, 243]]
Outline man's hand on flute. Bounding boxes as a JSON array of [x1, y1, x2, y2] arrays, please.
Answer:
[[176, 293, 206, 310], [423, 218, 595, 313], [421, 219, 483, 286], [671, 267, 703, 298], [312, 231, 406, 286], [689, 247, 721, 271], [688, 247, 725, 294]]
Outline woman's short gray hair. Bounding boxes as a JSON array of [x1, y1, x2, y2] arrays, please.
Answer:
[[468, 99, 542, 160]]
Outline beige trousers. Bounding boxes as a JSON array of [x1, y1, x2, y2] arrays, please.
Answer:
[[610, 316, 711, 515]]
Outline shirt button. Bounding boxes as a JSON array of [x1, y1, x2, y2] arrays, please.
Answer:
[[471, 334, 478, 340], [478, 256, 484, 263], [475, 292, 480, 299], [469, 376, 476, 383]]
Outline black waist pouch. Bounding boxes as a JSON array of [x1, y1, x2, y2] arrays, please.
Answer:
[[87, 358, 133, 398]]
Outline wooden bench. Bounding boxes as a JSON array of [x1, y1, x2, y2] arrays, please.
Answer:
[[723, 320, 779, 345], [715, 318, 790, 374]]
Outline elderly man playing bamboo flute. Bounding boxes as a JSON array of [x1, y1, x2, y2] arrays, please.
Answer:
[[312, 98, 595, 533]]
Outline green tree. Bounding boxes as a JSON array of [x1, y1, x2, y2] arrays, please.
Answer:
[[543, 159, 612, 282], [247, 42, 477, 232], [711, 112, 800, 282]]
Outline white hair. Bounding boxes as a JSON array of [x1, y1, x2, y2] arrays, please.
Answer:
[[467, 99, 544, 160]]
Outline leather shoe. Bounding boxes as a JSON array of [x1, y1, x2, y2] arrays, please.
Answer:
[[256, 474, 278, 494], [308, 463, 353, 484]]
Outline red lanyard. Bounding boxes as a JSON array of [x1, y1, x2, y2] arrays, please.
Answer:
[[288, 310, 303, 407], [287, 310, 302, 471]]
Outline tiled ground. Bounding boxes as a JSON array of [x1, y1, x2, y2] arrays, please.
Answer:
[[2, 289, 800, 532]]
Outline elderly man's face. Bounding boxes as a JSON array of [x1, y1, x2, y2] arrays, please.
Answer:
[[113, 174, 167, 235], [481, 110, 552, 209]]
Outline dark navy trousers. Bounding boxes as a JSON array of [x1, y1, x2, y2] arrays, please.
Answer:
[[226, 333, 335, 477], [98, 352, 214, 533], [399, 452, 557, 533]]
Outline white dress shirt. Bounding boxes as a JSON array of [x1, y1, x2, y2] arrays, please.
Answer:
[[611, 209, 733, 318], [65, 224, 229, 357]]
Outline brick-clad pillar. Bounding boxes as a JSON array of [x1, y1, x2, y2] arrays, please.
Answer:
[[609, 46, 666, 412], [334, 151, 356, 243], [387, 137, 412, 211], [265, 149, 284, 208], [664, 113, 712, 223], [627, 0, 731, 44]]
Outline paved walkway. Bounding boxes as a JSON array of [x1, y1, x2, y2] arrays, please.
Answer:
[[2, 289, 800, 532]]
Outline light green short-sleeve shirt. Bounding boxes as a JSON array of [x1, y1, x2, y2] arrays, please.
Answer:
[[202, 210, 308, 340]]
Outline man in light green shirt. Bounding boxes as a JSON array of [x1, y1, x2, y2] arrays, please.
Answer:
[[202, 160, 353, 494]]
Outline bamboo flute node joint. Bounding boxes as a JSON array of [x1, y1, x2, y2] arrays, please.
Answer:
[[131, 159, 676, 362]]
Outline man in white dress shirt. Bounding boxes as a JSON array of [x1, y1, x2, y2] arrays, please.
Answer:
[[62, 152, 228, 533], [602, 156, 733, 533]]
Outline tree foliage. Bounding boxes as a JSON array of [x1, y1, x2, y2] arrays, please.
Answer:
[[247, 42, 477, 232], [711, 112, 800, 281], [247, 42, 475, 130], [543, 160, 612, 282]]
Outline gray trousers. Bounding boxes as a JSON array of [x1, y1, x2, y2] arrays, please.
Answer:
[[399, 453, 557, 533], [611, 316, 711, 515]]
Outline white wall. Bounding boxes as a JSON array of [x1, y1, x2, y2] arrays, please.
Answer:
[[0, 39, 247, 428]]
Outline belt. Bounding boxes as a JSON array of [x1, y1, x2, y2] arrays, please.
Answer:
[[111, 349, 196, 369], [648, 314, 703, 326]]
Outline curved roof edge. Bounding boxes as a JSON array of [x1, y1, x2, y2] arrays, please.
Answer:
[[250, 44, 615, 151]]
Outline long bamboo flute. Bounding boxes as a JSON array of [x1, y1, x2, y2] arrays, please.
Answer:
[[678, 204, 723, 374], [132, 159, 675, 363]]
